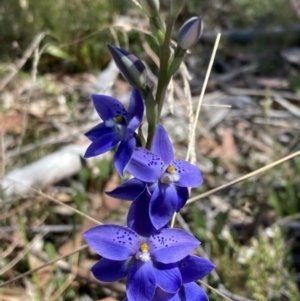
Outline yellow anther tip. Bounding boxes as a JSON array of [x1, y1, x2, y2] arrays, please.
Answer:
[[113, 115, 124, 123], [140, 243, 149, 253], [167, 165, 176, 174]]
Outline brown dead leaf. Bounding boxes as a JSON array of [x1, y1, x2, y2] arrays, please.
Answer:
[[28, 254, 53, 286], [102, 171, 121, 211], [197, 137, 221, 157], [221, 128, 238, 158], [255, 78, 289, 89], [0, 112, 23, 133], [97, 298, 120, 301]]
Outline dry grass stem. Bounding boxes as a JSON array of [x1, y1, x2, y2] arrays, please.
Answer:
[[186, 32, 221, 161], [0, 132, 5, 178], [0, 245, 88, 287], [0, 234, 45, 275], [0, 180, 102, 225], [198, 280, 234, 301], [0, 32, 47, 91], [188, 149, 300, 205], [171, 33, 221, 228]]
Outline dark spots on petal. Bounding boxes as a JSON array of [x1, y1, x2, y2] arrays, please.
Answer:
[[113, 229, 136, 246], [179, 262, 187, 268]]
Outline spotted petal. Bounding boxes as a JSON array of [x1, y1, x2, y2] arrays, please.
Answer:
[[83, 224, 139, 260], [127, 148, 165, 182], [149, 228, 200, 264], [91, 94, 128, 121], [172, 160, 203, 187]]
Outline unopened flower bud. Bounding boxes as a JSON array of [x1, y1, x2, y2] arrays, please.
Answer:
[[139, 0, 159, 18], [108, 45, 146, 90], [178, 16, 203, 49]]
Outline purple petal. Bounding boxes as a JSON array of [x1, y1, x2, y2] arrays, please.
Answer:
[[127, 116, 140, 136], [153, 287, 178, 301], [85, 123, 114, 141], [127, 261, 156, 301], [84, 132, 120, 158], [149, 228, 200, 264], [127, 89, 144, 126], [83, 224, 139, 260], [149, 184, 178, 230], [177, 283, 208, 301], [175, 186, 189, 212], [172, 160, 203, 187], [164, 295, 181, 301], [91, 258, 130, 282], [91, 94, 128, 121], [127, 148, 165, 182], [151, 125, 174, 165], [127, 186, 157, 236], [115, 137, 136, 176], [153, 262, 182, 293], [106, 178, 145, 201], [179, 255, 215, 283]]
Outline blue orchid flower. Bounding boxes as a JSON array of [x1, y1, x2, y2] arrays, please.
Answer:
[[83, 224, 200, 301], [107, 124, 203, 230], [123, 254, 215, 301], [84, 89, 144, 176]]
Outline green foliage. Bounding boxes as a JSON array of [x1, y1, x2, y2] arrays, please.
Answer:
[[211, 225, 300, 300], [245, 227, 299, 301], [0, 0, 128, 70], [268, 158, 300, 217], [191, 196, 299, 301], [45, 241, 57, 261], [185, 0, 296, 28]]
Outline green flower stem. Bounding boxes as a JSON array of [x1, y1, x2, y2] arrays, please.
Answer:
[[146, 0, 186, 147], [150, 16, 166, 46], [167, 46, 186, 79], [156, 15, 175, 119], [141, 86, 158, 150]]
